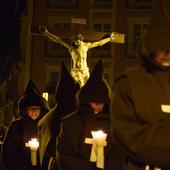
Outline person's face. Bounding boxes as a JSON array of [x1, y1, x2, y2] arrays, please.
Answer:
[[89, 102, 105, 114], [152, 50, 170, 67], [74, 39, 81, 47], [26, 106, 41, 120]]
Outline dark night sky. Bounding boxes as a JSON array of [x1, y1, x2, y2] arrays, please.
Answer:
[[0, 0, 21, 71]]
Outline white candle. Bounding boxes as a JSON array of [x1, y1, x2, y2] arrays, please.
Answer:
[[26, 138, 39, 166], [91, 130, 107, 169], [91, 130, 107, 147], [28, 138, 39, 150]]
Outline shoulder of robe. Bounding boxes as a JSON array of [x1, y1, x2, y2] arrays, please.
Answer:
[[60, 110, 78, 121]]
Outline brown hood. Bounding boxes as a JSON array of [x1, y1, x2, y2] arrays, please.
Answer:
[[136, 0, 170, 60]]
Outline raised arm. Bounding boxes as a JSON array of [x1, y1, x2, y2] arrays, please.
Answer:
[[86, 32, 116, 49], [39, 25, 70, 49]]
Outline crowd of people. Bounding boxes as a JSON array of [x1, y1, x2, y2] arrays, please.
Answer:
[[1, 0, 170, 169]]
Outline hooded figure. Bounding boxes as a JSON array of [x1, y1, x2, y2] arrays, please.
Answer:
[[38, 63, 80, 170], [56, 60, 126, 170], [1, 79, 50, 170], [111, 0, 170, 169]]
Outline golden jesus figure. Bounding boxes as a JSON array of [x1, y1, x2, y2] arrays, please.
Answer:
[[39, 26, 120, 87]]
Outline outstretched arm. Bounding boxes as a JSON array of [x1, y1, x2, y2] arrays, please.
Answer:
[[39, 25, 70, 49], [86, 32, 116, 49]]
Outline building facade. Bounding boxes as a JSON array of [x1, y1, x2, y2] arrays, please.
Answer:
[[20, 0, 153, 90], [1, 0, 154, 124]]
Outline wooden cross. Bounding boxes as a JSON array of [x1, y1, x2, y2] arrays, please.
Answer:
[[29, 24, 125, 44]]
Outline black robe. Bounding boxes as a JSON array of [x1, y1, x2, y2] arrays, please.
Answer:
[[38, 104, 60, 170], [38, 102, 77, 170], [57, 107, 126, 170], [1, 117, 41, 170]]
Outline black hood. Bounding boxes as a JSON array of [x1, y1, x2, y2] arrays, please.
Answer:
[[78, 60, 111, 104], [18, 79, 50, 117], [136, 0, 170, 70], [54, 63, 80, 114]]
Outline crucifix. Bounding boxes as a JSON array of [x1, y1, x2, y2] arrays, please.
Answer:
[[30, 22, 125, 87]]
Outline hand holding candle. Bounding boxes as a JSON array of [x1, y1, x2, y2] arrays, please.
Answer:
[[25, 138, 39, 166]]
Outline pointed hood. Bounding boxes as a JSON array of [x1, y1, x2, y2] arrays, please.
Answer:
[[137, 0, 170, 57], [24, 79, 41, 95], [18, 79, 50, 116], [78, 60, 111, 104], [54, 63, 80, 113], [38, 64, 80, 165]]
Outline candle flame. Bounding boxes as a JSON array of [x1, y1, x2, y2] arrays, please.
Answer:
[[91, 130, 106, 139], [27, 138, 39, 150]]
